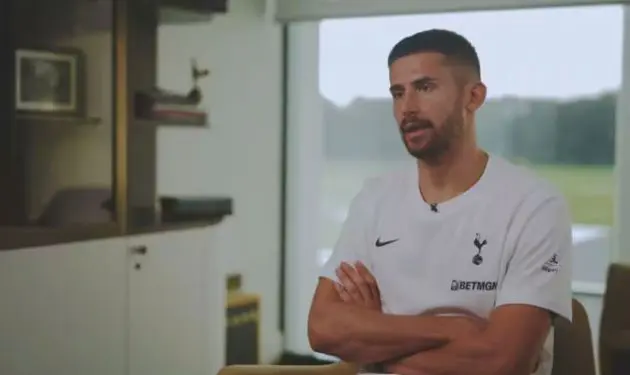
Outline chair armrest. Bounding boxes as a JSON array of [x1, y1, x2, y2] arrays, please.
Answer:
[[217, 362, 359, 375]]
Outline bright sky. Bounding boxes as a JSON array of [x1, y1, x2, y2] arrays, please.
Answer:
[[319, 5, 623, 106]]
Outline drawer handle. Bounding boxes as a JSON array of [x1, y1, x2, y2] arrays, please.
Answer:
[[130, 245, 148, 255]]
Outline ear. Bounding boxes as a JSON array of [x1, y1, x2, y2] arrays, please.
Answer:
[[466, 81, 487, 112]]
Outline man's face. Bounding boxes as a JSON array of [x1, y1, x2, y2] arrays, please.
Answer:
[[389, 52, 469, 161]]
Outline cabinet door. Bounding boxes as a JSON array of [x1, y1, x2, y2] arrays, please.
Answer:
[[127, 227, 224, 375], [0, 238, 128, 375]]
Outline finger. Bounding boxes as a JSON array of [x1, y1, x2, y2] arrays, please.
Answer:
[[333, 282, 344, 298], [336, 264, 359, 299], [340, 262, 372, 303], [339, 288, 352, 302], [337, 263, 363, 302], [353, 261, 380, 302], [334, 283, 351, 302], [354, 261, 380, 300], [335, 266, 360, 301], [334, 282, 342, 294]]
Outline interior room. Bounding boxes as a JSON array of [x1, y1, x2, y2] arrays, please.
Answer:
[[1, 0, 629, 375]]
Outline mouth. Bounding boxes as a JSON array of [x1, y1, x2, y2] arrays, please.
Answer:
[[402, 121, 432, 139]]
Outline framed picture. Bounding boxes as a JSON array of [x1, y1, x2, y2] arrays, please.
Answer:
[[15, 47, 86, 117]]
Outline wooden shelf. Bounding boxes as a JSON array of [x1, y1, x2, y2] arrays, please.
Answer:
[[159, 7, 215, 24], [159, 0, 227, 24], [158, 120, 208, 128], [16, 114, 102, 126], [134, 116, 209, 128]]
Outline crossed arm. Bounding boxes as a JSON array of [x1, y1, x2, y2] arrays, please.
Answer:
[[307, 263, 552, 375], [309, 186, 572, 375], [384, 304, 551, 375], [308, 278, 479, 364]]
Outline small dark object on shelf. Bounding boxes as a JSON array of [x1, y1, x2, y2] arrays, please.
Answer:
[[188, 58, 209, 104], [160, 196, 232, 223], [160, 0, 228, 17], [135, 59, 210, 127], [134, 91, 208, 126]]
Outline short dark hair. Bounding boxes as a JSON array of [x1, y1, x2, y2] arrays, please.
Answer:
[[387, 29, 480, 78]]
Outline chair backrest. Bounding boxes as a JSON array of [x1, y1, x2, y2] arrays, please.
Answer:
[[552, 298, 596, 375], [599, 263, 630, 375]]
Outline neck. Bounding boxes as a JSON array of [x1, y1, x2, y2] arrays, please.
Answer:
[[417, 141, 488, 204]]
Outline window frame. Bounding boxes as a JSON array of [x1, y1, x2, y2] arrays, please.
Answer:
[[276, 0, 630, 21]]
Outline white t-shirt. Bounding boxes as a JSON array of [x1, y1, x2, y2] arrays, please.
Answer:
[[320, 155, 573, 375]]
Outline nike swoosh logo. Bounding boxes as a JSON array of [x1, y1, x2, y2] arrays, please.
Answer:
[[375, 237, 399, 247]]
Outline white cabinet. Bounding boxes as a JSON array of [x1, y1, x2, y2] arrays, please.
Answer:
[[127, 228, 225, 375], [0, 237, 128, 375], [0, 226, 225, 375]]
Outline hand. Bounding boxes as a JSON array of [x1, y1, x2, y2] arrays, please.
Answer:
[[335, 261, 381, 311], [383, 308, 488, 375]]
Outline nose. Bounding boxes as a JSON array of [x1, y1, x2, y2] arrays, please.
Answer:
[[401, 90, 420, 115]]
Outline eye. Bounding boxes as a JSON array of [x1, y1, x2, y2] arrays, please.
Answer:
[[391, 91, 403, 100], [417, 82, 434, 92]]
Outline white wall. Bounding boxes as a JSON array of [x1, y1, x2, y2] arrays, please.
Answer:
[[157, 0, 284, 362], [283, 22, 323, 354]]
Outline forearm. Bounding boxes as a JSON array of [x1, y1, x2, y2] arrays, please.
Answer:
[[326, 340, 432, 365], [308, 302, 464, 364], [387, 306, 551, 375], [386, 336, 530, 375]]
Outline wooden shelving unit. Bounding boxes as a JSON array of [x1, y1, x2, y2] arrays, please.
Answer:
[[135, 116, 208, 128], [16, 114, 102, 126]]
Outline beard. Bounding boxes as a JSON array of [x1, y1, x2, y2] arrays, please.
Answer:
[[399, 111, 464, 161]]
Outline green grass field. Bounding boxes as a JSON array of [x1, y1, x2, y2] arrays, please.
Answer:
[[319, 160, 614, 248], [530, 164, 614, 226]]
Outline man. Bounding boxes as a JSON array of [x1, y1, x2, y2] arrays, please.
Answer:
[[307, 29, 572, 375]]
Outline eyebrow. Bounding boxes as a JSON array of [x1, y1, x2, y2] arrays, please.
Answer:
[[389, 76, 437, 94]]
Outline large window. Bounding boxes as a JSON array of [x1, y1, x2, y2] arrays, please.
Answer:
[[285, 4, 623, 354], [318, 5, 620, 271]]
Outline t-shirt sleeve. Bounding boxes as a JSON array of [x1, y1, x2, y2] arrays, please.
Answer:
[[319, 179, 376, 283], [495, 194, 573, 322]]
